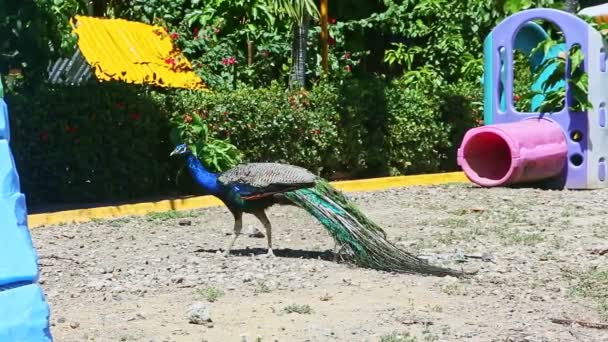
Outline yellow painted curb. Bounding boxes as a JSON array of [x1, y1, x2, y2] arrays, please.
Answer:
[[27, 171, 469, 228]]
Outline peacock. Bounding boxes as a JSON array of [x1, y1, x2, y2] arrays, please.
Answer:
[[170, 143, 464, 277]]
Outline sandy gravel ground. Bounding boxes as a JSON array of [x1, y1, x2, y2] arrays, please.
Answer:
[[31, 183, 608, 342]]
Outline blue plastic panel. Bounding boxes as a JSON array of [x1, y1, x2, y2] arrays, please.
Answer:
[[0, 284, 52, 341], [0, 100, 8, 141], [0, 140, 20, 197], [0, 193, 39, 287], [0, 93, 52, 340]]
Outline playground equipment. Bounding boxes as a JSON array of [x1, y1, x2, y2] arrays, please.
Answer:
[[457, 8, 608, 189], [0, 76, 52, 340]]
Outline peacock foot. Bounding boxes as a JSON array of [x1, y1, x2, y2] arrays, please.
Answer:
[[259, 248, 275, 258]]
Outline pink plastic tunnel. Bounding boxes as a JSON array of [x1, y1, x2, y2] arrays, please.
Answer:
[[457, 119, 568, 187]]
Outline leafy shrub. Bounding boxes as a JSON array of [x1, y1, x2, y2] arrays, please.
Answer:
[[385, 78, 451, 175], [335, 75, 390, 177], [6, 77, 481, 206], [7, 82, 175, 206], [438, 81, 483, 170], [170, 112, 243, 173], [165, 81, 341, 175]]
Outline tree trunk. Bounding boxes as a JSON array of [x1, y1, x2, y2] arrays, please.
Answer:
[[289, 12, 310, 88], [565, 0, 579, 13], [247, 40, 254, 66]]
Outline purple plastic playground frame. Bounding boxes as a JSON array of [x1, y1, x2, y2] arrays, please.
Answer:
[[489, 9, 589, 189]]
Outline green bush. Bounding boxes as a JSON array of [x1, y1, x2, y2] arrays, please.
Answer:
[[385, 78, 451, 175], [7, 82, 175, 206], [6, 77, 480, 207], [336, 76, 390, 178], [438, 81, 484, 171], [164, 81, 341, 176]]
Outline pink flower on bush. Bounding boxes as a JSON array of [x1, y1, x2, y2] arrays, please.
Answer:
[[170, 32, 179, 40], [329, 17, 337, 24], [39, 130, 49, 142], [214, 28, 220, 34], [221, 56, 237, 66], [344, 65, 352, 72], [184, 114, 193, 123], [311, 129, 321, 135], [64, 125, 78, 133], [328, 37, 336, 46], [193, 27, 199, 38], [130, 112, 141, 121], [344, 52, 351, 59], [165, 57, 176, 66]]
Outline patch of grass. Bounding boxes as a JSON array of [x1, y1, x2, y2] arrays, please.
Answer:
[[379, 331, 418, 342], [195, 287, 224, 302], [146, 210, 192, 222], [109, 217, 130, 228], [422, 324, 439, 341], [449, 208, 469, 216], [551, 236, 564, 249], [429, 304, 443, 313], [254, 280, 272, 294], [283, 304, 312, 314], [319, 293, 332, 301], [571, 269, 608, 319], [437, 217, 468, 229], [436, 230, 462, 245], [498, 229, 544, 246], [593, 224, 608, 239], [560, 209, 575, 217], [439, 282, 468, 296]]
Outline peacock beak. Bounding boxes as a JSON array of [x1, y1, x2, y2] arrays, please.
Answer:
[[169, 149, 178, 157]]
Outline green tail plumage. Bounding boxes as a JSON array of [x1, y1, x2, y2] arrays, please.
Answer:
[[283, 179, 464, 277]]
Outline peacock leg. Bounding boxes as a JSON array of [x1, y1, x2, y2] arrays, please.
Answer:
[[332, 240, 345, 262], [253, 210, 274, 257], [224, 213, 243, 257]]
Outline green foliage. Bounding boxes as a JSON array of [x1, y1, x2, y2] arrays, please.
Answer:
[[335, 76, 390, 177], [165, 82, 341, 175], [384, 43, 423, 70], [195, 286, 225, 302], [379, 331, 418, 342], [271, 0, 319, 25], [438, 82, 484, 169], [6, 77, 470, 206], [0, 0, 85, 83], [4, 0, 576, 207], [385, 76, 451, 175], [513, 50, 537, 112], [283, 304, 312, 314], [516, 14, 598, 114], [532, 43, 590, 113], [572, 269, 608, 319], [170, 108, 243, 173], [115, 0, 295, 90], [7, 82, 174, 205]]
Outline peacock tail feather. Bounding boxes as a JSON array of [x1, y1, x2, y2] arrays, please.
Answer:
[[283, 179, 464, 277]]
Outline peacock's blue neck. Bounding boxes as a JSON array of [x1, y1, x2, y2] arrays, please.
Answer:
[[185, 153, 220, 194]]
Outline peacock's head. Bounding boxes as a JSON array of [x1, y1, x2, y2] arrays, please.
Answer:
[[169, 143, 190, 157]]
